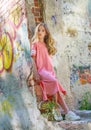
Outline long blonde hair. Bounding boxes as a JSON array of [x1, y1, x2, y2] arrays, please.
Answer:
[[31, 23, 57, 55]]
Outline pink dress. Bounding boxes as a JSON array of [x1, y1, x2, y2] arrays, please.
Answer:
[[31, 42, 66, 100]]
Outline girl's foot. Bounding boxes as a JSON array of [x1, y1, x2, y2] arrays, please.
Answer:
[[65, 111, 81, 121], [52, 108, 63, 121]]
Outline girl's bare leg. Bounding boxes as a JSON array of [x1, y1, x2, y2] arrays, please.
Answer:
[[56, 92, 69, 114]]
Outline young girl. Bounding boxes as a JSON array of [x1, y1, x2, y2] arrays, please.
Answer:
[[31, 22, 80, 121]]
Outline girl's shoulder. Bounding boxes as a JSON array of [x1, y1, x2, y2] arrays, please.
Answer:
[[32, 42, 43, 48], [32, 41, 39, 45], [32, 42, 38, 47]]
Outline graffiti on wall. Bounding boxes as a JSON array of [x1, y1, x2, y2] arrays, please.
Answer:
[[9, 5, 24, 29], [0, 4, 25, 74], [0, 33, 13, 73], [70, 65, 91, 86]]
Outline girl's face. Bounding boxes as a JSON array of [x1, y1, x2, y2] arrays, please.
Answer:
[[38, 25, 46, 40]]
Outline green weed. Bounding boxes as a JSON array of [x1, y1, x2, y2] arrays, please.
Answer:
[[79, 92, 91, 110]]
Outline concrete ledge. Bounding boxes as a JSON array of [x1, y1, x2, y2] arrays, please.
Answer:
[[56, 120, 91, 130], [74, 110, 91, 118], [53, 110, 91, 130]]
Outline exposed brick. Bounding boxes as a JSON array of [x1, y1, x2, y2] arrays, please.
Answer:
[[34, 17, 36, 21], [31, 7, 34, 13], [34, 2, 39, 7], [34, 7, 41, 12], [27, 0, 44, 24], [34, 12, 40, 16], [37, 17, 43, 22], [34, 0, 38, 3], [35, 17, 43, 22]]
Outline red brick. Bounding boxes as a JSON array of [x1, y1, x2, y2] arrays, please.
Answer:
[[35, 18, 38, 21], [37, 17, 43, 21], [34, 0, 38, 3], [34, 7, 40, 12], [34, 12, 40, 16], [31, 7, 34, 13], [35, 17, 43, 22], [34, 2, 39, 7]]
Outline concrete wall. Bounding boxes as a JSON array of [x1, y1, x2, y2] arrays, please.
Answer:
[[0, 0, 38, 129], [0, 1, 64, 130], [44, 0, 91, 108]]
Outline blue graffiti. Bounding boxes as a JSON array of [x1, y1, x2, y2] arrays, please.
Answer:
[[51, 15, 57, 24]]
